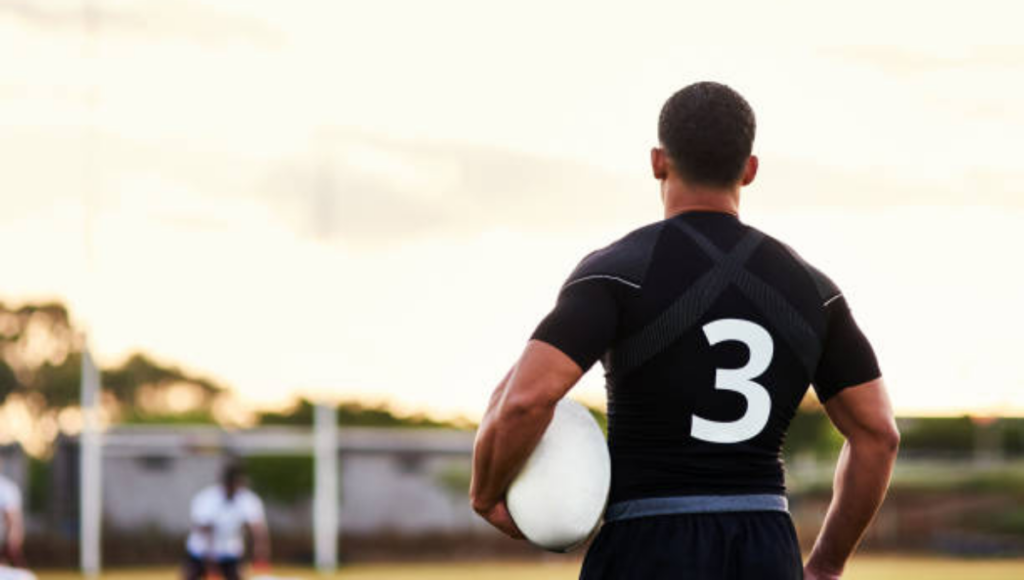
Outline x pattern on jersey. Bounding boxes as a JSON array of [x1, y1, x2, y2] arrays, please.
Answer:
[[607, 221, 821, 379]]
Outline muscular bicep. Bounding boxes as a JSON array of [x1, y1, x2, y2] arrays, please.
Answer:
[[822, 378, 898, 444], [502, 340, 585, 411]]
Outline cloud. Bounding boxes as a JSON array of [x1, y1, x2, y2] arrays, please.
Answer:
[[825, 45, 1024, 75], [0, 0, 135, 29], [0, 0, 281, 46], [261, 130, 648, 244], [753, 156, 1024, 212], [820, 45, 1024, 125]]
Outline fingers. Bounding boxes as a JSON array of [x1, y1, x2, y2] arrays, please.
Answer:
[[481, 501, 525, 540]]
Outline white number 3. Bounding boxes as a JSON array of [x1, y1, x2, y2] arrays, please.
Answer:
[[691, 318, 774, 444]]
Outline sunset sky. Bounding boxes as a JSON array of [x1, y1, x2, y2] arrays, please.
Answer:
[[1, 0, 1023, 419]]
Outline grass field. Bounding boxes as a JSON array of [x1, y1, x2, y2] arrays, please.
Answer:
[[33, 557, 1024, 580]]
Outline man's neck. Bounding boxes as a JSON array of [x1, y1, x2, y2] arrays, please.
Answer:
[[661, 179, 740, 219]]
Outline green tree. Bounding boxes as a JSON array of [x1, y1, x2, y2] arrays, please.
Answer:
[[258, 397, 469, 429], [0, 301, 230, 452], [103, 353, 224, 423], [0, 301, 81, 408]]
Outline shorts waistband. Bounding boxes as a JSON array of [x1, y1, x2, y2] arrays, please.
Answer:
[[604, 494, 789, 523]]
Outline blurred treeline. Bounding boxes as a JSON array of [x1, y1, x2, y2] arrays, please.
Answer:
[[784, 397, 1024, 462], [0, 300, 469, 457], [3, 299, 1023, 460]]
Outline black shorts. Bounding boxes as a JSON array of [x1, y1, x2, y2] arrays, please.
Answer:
[[183, 553, 242, 580], [580, 511, 803, 580]]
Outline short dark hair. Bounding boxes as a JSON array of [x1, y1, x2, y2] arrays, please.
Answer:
[[222, 461, 246, 487], [657, 82, 756, 187]]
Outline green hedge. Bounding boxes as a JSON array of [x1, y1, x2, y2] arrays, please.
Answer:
[[243, 455, 314, 503]]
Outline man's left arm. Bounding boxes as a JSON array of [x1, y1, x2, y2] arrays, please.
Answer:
[[245, 497, 271, 568], [248, 521, 270, 568]]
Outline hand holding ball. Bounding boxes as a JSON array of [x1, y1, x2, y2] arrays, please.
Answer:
[[506, 399, 611, 552]]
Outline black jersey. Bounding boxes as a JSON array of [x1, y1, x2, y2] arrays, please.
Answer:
[[531, 211, 880, 503]]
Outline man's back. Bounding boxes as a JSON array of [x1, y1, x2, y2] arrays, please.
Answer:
[[535, 212, 879, 506]]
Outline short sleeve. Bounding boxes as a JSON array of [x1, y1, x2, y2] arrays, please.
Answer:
[[530, 279, 620, 372], [812, 295, 881, 402], [242, 492, 266, 525], [0, 481, 21, 511], [190, 490, 214, 525]]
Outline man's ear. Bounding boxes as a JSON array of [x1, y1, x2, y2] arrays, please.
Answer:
[[740, 155, 758, 186], [651, 147, 669, 180]]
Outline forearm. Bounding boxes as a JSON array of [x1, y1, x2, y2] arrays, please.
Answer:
[[470, 394, 556, 512], [4, 511, 23, 554], [252, 528, 270, 562], [807, 437, 897, 574]]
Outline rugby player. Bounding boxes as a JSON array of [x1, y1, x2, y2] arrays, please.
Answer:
[[0, 466, 24, 568], [183, 463, 270, 580], [470, 82, 900, 579]]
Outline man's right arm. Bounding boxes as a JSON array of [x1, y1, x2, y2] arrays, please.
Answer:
[[804, 378, 900, 579]]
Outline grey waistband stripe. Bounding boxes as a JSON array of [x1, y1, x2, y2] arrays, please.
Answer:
[[604, 494, 789, 522]]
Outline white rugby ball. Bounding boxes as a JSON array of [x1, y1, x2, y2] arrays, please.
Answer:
[[506, 398, 610, 552]]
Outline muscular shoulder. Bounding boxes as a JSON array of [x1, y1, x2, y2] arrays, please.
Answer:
[[564, 220, 666, 290], [238, 488, 263, 506], [766, 235, 842, 305], [192, 485, 221, 505], [237, 488, 265, 520]]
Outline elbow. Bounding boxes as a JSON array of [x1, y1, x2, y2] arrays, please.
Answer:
[[869, 423, 901, 457], [500, 384, 559, 422], [884, 424, 901, 455], [848, 422, 900, 458]]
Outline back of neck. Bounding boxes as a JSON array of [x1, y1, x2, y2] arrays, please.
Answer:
[[662, 179, 740, 219]]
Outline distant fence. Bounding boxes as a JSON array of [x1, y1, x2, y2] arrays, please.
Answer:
[[30, 426, 498, 566], [12, 425, 1024, 566]]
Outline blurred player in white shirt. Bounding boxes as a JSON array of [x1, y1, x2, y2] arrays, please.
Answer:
[[0, 466, 25, 570], [184, 463, 270, 580]]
